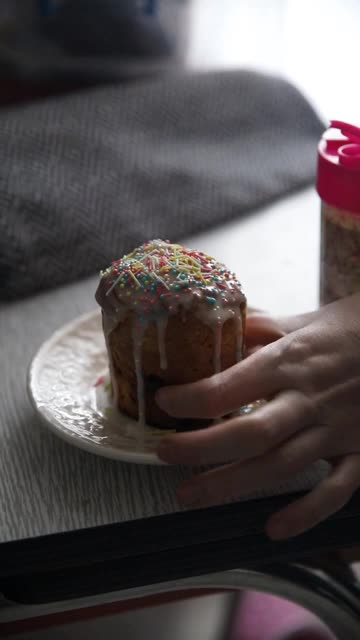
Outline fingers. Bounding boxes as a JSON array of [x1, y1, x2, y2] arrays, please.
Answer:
[[266, 454, 360, 540], [158, 390, 316, 466], [245, 309, 320, 344], [175, 425, 328, 508], [275, 310, 320, 334], [156, 340, 287, 419], [244, 314, 286, 351]]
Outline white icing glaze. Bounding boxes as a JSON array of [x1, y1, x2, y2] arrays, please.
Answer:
[[132, 321, 147, 434], [235, 311, 244, 363], [102, 312, 120, 406], [213, 323, 223, 375], [156, 315, 168, 370]]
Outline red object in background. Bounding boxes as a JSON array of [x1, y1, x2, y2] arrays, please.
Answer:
[[316, 120, 360, 214]]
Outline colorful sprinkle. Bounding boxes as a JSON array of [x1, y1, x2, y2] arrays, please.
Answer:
[[94, 375, 105, 387], [98, 239, 244, 318]]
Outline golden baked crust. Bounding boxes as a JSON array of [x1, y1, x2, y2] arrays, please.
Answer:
[[108, 308, 245, 429]]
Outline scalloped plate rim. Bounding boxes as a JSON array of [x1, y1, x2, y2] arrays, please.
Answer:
[[27, 309, 168, 465]]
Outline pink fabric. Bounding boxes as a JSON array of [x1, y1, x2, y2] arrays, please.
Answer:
[[229, 591, 335, 640]]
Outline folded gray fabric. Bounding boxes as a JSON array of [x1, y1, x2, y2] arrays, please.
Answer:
[[0, 70, 324, 301]]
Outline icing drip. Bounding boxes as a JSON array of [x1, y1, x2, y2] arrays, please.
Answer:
[[235, 310, 244, 363], [95, 240, 247, 429], [156, 315, 168, 370], [132, 322, 147, 431], [213, 323, 223, 375], [102, 312, 120, 406]]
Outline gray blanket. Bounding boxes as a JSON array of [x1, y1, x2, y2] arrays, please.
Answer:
[[0, 70, 324, 301]]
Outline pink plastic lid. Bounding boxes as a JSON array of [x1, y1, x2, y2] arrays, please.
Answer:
[[316, 120, 360, 214]]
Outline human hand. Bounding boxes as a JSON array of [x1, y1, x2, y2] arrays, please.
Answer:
[[156, 294, 360, 540]]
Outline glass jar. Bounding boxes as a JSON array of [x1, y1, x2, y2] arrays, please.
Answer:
[[317, 120, 360, 305]]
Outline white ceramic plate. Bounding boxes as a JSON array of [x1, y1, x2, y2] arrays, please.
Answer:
[[28, 310, 261, 466], [28, 310, 173, 465]]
